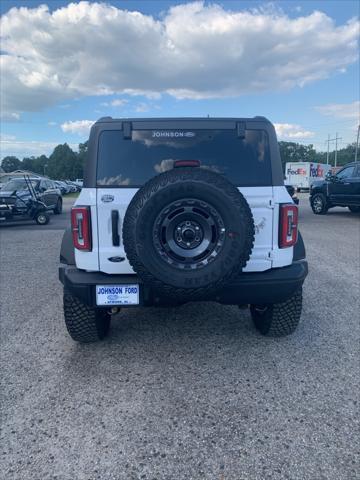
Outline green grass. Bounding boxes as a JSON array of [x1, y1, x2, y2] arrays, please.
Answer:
[[64, 192, 80, 199]]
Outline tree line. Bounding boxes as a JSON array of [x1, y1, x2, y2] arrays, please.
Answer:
[[278, 141, 357, 171], [1, 141, 88, 180], [1, 140, 357, 179]]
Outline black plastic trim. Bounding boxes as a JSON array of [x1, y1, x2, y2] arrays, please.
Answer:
[[111, 210, 120, 246], [293, 231, 305, 261], [59, 260, 308, 308], [123, 121, 132, 139], [59, 228, 75, 265], [236, 122, 246, 138]]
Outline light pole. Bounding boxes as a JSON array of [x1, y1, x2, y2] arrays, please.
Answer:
[[326, 134, 330, 165], [355, 125, 360, 163]]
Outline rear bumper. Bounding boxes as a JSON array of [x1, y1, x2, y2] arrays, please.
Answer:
[[59, 260, 308, 307]]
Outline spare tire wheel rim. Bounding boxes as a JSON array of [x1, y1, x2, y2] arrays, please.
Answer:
[[152, 198, 226, 270]]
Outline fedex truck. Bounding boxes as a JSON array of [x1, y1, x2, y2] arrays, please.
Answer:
[[284, 162, 331, 191]]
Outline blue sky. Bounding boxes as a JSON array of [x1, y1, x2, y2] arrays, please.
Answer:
[[0, 1, 359, 159]]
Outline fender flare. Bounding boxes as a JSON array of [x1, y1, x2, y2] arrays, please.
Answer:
[[60, 228, 75, 265], [293, 231, 305, 261]]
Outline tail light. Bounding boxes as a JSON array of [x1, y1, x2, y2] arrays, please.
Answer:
[[71, 206, 92, 251], [279, 204, 298, 248]]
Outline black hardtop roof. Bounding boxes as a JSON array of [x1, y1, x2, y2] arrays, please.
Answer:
[[95, 116, 271, 124], [84, 115, 283, 187]]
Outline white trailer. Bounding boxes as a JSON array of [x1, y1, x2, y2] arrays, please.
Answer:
[[284, 162, 331, 191]]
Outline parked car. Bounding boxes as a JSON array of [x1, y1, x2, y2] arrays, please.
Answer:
[[54, 181, 66, 195], [285, 185, 299, 205], [59, 116, 308, 343], [69, 181, 82, 192], [0, 177, 63, 215], [55, 180, 71, 194], [64, 181, 78, 193], [310, 161, 360, 214]]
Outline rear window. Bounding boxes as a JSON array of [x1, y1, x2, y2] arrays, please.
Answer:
[[3, 179, 39, 191], [97, 129, 272, 187]]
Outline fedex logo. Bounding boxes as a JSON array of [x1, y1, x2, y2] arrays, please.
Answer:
[[310, 164, 324, 178], [287, 167, 306, 176]]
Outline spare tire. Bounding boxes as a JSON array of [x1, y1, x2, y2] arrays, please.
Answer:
[[123, 167, 255, 299]]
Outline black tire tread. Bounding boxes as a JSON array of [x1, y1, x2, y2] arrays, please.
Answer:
[[123, 168, 255, 299], [35, 212, 50, 225], [251, 289, 303, 337], [310, 193, 328, 215], [63, 291, 110, 343]]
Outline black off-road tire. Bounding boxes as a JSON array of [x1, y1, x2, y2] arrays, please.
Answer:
[[63, 291, 111, 343], [54, 198, 63, 215], [250, 289, 303, 337], [123, 167, 255, 299], [348, 206, 360, 213], [35, 211, 50, 225], [310, 193, 328, 215]]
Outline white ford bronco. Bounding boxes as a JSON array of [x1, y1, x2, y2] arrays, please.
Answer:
[[59, 117, 308, 342]]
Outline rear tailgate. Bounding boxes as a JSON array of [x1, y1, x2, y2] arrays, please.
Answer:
[[96, 186, 274, 274]]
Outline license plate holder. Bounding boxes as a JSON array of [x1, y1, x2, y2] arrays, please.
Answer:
[[96, 284, 139, 306]]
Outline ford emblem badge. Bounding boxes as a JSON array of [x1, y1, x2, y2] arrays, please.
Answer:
[[101, 194, 114, 203]]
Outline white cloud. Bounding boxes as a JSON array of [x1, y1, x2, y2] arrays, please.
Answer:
[[61, 120, 94, 136], [154, 159, 174, 173], [101, 98, 128, 107], [274, 123, 315, 139], [123, 90, 162, 100], [110, 99, 128, 108], [0, 1, 358, 118], [315, 101, 360, 120], [0, 133, 16, 141], [0, 137, 78, 159], [1, 112, 20, 121], [135, 102, 151, 113]]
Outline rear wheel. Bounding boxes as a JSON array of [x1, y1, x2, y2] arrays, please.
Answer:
[[63, 291, 111, 343], [348, 206, 360, 213], [250, 289, 303, 337], [54, 198, 63, 214], [310, 193, 328, 215]]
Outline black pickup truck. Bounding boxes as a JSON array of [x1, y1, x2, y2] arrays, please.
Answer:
[[309, 162, 360, 214]]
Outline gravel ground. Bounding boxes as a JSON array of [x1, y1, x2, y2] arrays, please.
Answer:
[[1, 196, 359, 480]]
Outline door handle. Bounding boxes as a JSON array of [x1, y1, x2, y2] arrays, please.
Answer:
[[111, 210, 120, 246]]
